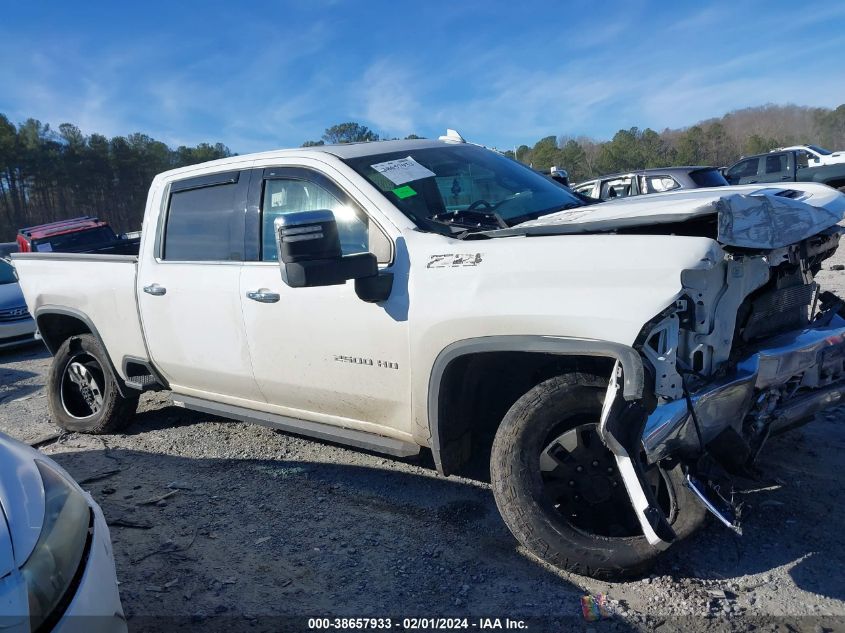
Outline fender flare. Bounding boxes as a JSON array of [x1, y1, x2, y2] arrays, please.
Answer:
[[426, 335, 645, 474], [34, 305, 130, 398]]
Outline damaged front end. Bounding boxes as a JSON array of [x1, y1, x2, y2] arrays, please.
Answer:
[[598, 192, 845, 547]]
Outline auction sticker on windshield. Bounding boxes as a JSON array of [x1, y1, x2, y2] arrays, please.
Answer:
[[370, 156, 436, 185]]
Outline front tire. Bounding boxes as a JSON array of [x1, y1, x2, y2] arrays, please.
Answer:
[[48, 334, 139, 434], [490, 373, 705, 579]]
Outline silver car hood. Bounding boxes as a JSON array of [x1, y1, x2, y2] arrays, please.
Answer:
[[0, 433, 47, 576], [485, 183, 845, 249]]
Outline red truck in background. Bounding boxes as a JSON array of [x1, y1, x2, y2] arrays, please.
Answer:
[[16, 216, 140, 255]]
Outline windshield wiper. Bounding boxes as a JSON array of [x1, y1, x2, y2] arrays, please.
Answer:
[[431, 209, 509, 231]]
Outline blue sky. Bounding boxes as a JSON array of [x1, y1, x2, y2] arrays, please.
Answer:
[[1, 0, 844, 153]]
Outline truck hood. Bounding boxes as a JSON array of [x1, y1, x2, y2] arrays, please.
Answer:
[[480, 183, 845, 249]]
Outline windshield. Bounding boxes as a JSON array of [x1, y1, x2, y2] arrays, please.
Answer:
[[343, 145, 585, 234], [0, 260, 17, 285], [808, 145, 832, 156]]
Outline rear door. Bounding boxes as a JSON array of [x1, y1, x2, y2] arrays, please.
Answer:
[[137, 167, 265, 403], [238, 162, 413, 435]]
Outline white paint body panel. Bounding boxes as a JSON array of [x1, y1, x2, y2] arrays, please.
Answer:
[[136, 261, 264, 402], [404, 231, 722, 437], [12, 257, 146, 378]]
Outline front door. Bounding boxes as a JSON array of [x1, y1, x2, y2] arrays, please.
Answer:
[[238, 165, 413, 436], [137, 167, 265, 404], [726, 157, 761, 185]]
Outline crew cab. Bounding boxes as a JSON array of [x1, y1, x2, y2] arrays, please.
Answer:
[[12, 137, 845, 579], [16, 217, 140, 255], [725, 149, 845, 191]]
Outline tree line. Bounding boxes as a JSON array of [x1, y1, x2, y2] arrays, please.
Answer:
[[511, 103, 845, 182], [0, 114, 231, 241], [2, 103, 844, 241]]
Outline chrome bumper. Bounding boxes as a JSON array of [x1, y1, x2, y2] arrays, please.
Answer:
[[642, 316, 845, 463]]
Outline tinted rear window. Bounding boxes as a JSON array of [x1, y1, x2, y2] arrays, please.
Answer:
[[164, 182, 240, 261], [689, 168, 729, 188]]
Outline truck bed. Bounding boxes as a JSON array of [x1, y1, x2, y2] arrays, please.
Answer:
[[10, 253, 148, 379]]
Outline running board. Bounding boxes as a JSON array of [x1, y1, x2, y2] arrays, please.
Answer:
[[173, 395, 420, 458]]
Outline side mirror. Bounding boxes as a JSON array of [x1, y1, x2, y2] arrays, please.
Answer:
[[274, 210, 392, 302], [549, 166, 569, 186]]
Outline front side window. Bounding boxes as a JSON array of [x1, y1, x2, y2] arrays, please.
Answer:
[[343, 145, 584, 234], [728, 158, 758, 180], [164, 181, 240, 261], [796, 151, 811, 170], [261, 179, 369, 262]]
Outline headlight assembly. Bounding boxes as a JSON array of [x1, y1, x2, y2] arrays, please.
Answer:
[[21, 461, 91, 632]]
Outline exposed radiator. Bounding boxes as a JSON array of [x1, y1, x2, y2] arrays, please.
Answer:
[[741, 282, 816, 342]]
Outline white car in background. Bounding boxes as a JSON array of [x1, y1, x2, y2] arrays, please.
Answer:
[[777, 144, 845, 166], [0, 258, 37, 350], [0, 432, 126, 632]]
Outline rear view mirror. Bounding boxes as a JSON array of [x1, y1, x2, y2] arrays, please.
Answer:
[[275, 210, 377, 288]]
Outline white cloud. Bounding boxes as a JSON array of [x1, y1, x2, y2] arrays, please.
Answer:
[[356, 60, 420, 137]]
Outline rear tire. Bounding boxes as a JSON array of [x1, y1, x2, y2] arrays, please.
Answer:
[[490, 373, 706, 579], [48, 334, 139, 434]]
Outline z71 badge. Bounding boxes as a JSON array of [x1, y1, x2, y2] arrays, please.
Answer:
[[427, 253, 483, 268]]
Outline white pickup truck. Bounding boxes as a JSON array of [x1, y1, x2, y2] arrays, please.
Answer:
[[12, 136, 845, 579]]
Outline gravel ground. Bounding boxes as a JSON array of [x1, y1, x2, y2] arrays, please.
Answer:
[[1, 253, 845, 632]]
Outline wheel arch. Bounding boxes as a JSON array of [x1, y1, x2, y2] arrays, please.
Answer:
[[35, 306, 130, 398], [427, 336, 645, 475]]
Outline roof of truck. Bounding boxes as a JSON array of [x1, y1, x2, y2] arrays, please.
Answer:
[[153, 138, 459, 181]]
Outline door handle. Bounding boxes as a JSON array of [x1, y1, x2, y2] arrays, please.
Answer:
[[143, 283, 166, 296], [246, 289, 280, 303]]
